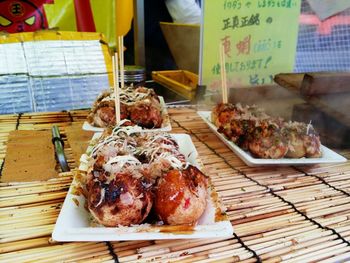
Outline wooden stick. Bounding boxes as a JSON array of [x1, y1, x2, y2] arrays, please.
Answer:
[[118, 36, 125, 89], [35, 251, 112, 263], [0, 192, 66, 208], [138, 238, 230, 253], [257, 231, 336, 257], [280, 242, 347, 263], [0, 214, 58, 230], [220, 43, 228, 104], [244, 224, 317, 245], [318, 251, 350, 263], [0, 242, 107, 262], [112, 54, 121, 125], [39, 247, 110, 263], [0, 184, 70, 198], [0, 237, 51, 254], [112, 240, 153, 252], [0, 209, 60, 221], [0, 225, 54, 243], [0, 200, 62, 214], [253, 229, 334, 253]]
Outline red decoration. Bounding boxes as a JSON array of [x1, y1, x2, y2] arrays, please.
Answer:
[[73, 0, 96, 32], [0, 0, 53, 33]]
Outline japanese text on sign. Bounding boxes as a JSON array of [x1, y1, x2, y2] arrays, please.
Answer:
[[200, 0, 301, 88]]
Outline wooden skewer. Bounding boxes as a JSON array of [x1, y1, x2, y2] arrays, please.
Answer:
[[41, 247, 110, 263], [64, 253, 114, 263], [118, 36, 125, 89], [0, 225, 54, 243], [0, 177, 72, 188], [113, 241, 154, 253], [0, 237, 51, 254], [0, 211, 59, 224], [252, 229, 333, 252], [171, 239, 239, 254], [196, 242, 242, 256], [0, 242, 108, 262], [234, 258, 257, 263], [219, 43, 228, 104], [279, 241, 346, 263], [0, 200, 62, 214], [119, 247, 170, 260], [138, 238, 230, 253], [112, 54, 121, 125], [244, 224, 316, 245], [0, 211, 59, 225], [164, 255, 204, 263], [35, 251, 113, 263], [207, 249, 253, 260], [256, 231, 336, 257], [0, 192, 66, 208], [111, 240, 153, 248], [0, 221, 58, 234], [0, 184, 70, 198], [318, 251, 350, 263], [149, 247, 250, 263]]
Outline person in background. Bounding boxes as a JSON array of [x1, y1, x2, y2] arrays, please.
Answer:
[[165, 0, 201, 24], [124, 0, 202, 74], [124, 0, 175, 75]]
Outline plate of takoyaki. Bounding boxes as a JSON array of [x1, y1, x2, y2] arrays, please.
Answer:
[[52, 129, 233, 241], [83, 86, 171, 132], [197, 103, 346, 167]]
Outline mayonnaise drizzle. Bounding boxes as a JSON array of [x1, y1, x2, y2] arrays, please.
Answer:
[[100, 86, 151, 105], [90, 132, 189, 176]]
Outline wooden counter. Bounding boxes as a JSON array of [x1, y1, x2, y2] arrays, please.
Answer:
[[1, 108, 350, 262]]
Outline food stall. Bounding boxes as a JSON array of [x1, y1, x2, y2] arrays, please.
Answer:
[[1, 0, 350, 262]]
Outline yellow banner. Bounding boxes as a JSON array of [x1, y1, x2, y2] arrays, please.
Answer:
[[200, 0, 301, 89], [44, 0, 133, 47]]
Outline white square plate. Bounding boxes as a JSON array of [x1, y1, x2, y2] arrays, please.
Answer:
[[82, 96, 172, 132], [198, 111, 347, 167], [52, 134, 233, 241]]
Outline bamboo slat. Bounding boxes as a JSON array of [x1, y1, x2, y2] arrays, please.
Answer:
[[0, 107, 350, 262]]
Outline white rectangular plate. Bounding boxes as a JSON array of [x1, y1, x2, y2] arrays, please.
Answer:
[[82, 96, 172, 132], [52, 133, 233, 241], [198, 111, 347, 167]]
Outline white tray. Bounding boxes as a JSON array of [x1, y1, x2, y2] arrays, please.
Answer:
[[52, 134, 233, 241], [198, 111, 347, 167], [83, 96, 172, 132]]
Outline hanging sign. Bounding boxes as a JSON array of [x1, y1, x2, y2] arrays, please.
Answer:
[[200, 0, 301, 90]]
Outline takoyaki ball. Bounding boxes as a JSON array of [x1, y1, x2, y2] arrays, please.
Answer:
[[129, 99, 163, 128], [282, 121, 322, 158], [211, 103, 242, 128], [248, 120, 288, 159], [154, 165, 208, 225], [88, 100, 129, 128], [229, 118, 257, 148], [87, 172, 153, 227], [134, 87, 159, 101]]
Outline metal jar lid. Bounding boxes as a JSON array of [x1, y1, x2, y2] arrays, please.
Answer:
[[119, 65, 146, 84]]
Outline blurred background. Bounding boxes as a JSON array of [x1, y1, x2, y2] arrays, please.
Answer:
[[0, 0, 349, 147]]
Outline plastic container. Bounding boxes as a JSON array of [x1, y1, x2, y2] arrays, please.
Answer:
[[152, 70, 198, 100]]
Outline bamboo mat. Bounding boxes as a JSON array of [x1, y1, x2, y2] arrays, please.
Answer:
[[1, 108, 350, 262]]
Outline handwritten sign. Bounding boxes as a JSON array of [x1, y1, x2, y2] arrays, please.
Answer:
[[200, 0, 301, 90]]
